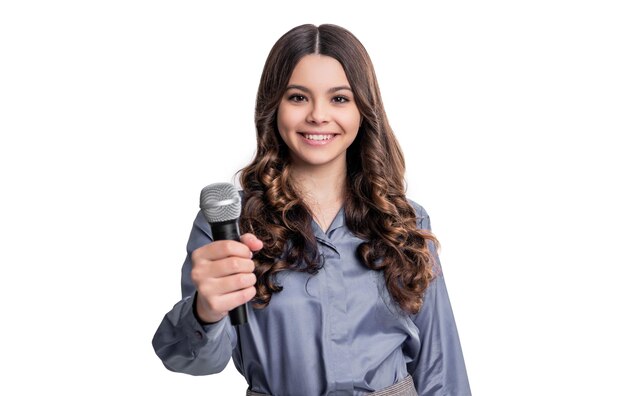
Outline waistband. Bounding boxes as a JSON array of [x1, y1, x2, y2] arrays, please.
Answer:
[[246, 375, 418, 396]]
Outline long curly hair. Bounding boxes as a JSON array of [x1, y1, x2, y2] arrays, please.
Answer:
[[238, 24, 439, 314]]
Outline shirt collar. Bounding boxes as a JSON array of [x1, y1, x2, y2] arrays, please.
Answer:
[[312, 206, 345, 238]]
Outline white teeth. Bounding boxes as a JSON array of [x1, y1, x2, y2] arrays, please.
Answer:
[[304, 134, 333, 141]]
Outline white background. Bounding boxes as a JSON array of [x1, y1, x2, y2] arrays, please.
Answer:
[[1, 1, 624, 395]]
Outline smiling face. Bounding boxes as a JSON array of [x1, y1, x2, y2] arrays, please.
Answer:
[[277, 54, 362, 173]]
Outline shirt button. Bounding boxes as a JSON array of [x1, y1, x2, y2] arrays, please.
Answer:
[[194, 331, 203, 340]]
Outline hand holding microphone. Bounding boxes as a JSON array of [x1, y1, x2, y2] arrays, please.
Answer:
[[191, 183, 263, 326]]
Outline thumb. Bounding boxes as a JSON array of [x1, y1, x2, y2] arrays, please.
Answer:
[[240, 233, 264, 253]]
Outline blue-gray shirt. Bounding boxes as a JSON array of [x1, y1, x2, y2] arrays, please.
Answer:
[[153, 202, 471, 395]]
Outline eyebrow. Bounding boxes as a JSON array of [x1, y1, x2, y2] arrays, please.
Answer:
[[285, 84, 353, 94]]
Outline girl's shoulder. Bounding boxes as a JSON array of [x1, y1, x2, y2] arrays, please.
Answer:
[[406, 198, 431, 231]]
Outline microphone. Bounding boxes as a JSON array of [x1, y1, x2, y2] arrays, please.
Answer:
[[199, 182, 248, 326]]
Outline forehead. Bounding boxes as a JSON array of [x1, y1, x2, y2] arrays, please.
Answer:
[[288, 55, 350, 87]]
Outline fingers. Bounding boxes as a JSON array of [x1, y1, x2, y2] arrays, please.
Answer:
[[192, 241, 256, 278], [199, 272, 257, 296], [194, 271, 256, 321], [200, 239, 254, 261], [200, 286, 257, 315], [190, 234, 262, 323], [240, 233, 264, 253], [209, 256, 256, 278]]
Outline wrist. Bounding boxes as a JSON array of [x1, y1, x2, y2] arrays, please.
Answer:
[[192, 292, 224, 325]]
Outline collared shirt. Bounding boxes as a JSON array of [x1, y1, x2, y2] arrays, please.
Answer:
[[153, 202, 471, 396]]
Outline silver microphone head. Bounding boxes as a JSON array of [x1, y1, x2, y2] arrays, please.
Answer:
[[199, 182, 241, 223]]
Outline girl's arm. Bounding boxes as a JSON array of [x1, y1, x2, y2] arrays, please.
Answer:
[[409, 205, 471, 395], [152, 211, 238, 375]]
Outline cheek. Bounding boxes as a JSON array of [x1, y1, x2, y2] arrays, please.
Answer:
[[276, 106, 291, 141], [337, 112, 362, 136], [277, 106, 301, 135]]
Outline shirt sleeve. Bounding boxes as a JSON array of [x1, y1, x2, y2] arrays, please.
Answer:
[[408, 204, 472, 396], [152, 211, 237, 375]]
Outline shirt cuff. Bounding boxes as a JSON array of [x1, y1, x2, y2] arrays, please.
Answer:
[[180, 295, 230, 350]]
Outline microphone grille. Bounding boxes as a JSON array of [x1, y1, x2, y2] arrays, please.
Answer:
[[199, 182, 241, 223]]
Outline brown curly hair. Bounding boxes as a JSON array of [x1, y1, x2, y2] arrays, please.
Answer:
[[238, 24, 439, 315]]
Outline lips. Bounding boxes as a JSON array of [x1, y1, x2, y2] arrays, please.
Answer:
[[296, 132, 338, 146]]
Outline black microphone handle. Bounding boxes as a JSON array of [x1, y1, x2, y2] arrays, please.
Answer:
[[209, 219, 249, 326]]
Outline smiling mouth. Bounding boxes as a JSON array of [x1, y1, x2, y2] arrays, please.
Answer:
[[299, 133, 337, 141]]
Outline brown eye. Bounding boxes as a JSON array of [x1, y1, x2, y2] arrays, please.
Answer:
[[288, 94, 306, 102], [333, 96, 349, 104]]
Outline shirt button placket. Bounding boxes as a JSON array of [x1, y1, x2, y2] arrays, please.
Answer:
[[324, 246, 353, 394]]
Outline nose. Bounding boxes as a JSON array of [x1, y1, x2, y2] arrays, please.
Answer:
[[305, 100, 330, 124]]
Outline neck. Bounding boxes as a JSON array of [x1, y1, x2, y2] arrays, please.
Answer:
[[291, 160, 346, 201], [290, 160, 347, 231]]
